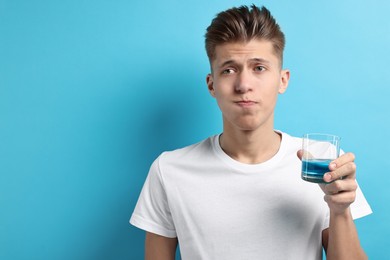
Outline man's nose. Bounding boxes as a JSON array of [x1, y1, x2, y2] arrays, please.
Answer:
[[234, 70, 252, 93]]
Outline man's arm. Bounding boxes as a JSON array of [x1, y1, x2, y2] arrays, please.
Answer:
[[320, 152, 367, 260], [322, 210, 367, 259], [145, 232, 178, 260]]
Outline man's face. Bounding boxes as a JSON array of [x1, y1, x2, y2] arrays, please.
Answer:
[[206, 39, 290, 132]]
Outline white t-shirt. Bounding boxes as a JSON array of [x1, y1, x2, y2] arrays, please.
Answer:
[[130, 132, 372, 259]]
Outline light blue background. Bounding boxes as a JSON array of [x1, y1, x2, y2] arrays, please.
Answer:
[[1, 0, 389, 259]]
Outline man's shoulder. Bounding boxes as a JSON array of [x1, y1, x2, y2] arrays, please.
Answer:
[[158, 135, 217, 163], [279, 130, 302, 148]]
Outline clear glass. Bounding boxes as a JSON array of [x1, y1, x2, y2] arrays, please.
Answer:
[[301, 133, 340, 183]]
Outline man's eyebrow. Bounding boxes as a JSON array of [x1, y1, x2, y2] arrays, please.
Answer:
[[249, 58, 271, 64], [218, 59, 236, 68], [218, 58, 271, 68]]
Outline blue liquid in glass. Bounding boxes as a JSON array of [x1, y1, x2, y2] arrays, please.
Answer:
[[301, 159, 332, 183]]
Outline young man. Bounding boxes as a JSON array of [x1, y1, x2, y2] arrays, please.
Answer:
[[130, 5, 372, 259]]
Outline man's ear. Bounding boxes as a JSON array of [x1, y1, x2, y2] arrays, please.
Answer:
[[206, 74, 215, 97], [278, 69, 290, 94]]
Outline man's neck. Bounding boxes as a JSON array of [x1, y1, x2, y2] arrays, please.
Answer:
[[219, 127, 282, 164]]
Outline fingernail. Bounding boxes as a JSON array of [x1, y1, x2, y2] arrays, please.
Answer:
[[329, 163, 337, 170], [324, 173, 332, 182]]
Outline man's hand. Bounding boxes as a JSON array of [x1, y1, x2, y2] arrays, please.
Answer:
[[297, 150, 358, 215], [320, 152, 358, 215]]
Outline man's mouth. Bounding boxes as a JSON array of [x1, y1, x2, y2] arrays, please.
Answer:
[[235, 100, 257, 107]]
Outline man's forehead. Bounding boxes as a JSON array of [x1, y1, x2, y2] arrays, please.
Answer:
[[212, 40, 279, 67]]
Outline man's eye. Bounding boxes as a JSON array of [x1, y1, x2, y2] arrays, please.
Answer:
[[255, 66, 266, 72], [222, 68, 234, 74]]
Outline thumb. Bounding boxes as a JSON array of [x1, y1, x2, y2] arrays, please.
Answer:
[[297, 149, 314, 161], [297, 149, 303, 161]]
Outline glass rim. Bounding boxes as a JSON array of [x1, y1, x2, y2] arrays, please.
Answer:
[[303, 133, 340, 140]]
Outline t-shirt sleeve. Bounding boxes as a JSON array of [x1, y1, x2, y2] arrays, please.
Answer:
[[130, 156, 177, 238], [350, 183, 373, 219], [322, 181, 373, 230]]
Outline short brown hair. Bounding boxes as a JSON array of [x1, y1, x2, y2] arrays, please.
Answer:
[[205, 5, 285, 64]]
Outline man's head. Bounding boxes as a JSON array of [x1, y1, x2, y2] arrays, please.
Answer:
[[205, 5, 285, 68], [204, 5, 290, 133]]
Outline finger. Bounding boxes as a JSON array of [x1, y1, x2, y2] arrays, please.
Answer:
[[297, 149, 314, 161], [324, 161, 356, 182], [323, 179, 358, 195], [324, 190, 356, 206], [329, 152, 355, 171]]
